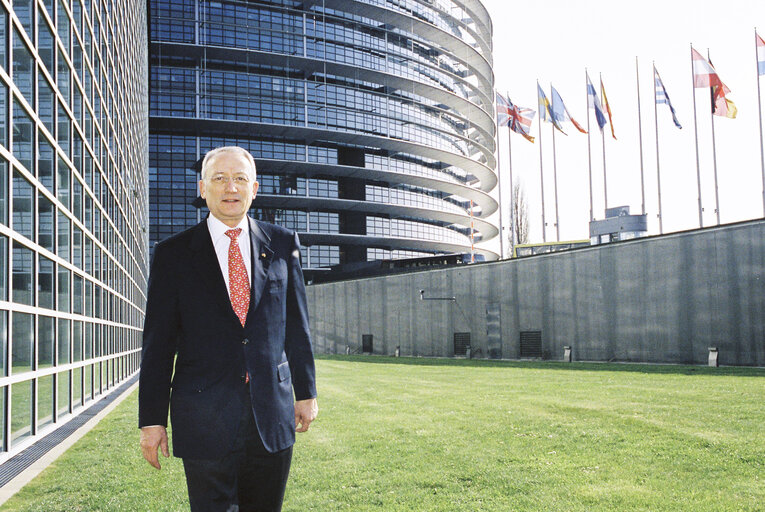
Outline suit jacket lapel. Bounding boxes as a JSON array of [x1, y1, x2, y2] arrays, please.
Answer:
[[190, 220, 242, 327], [248, 217, 273, 318]]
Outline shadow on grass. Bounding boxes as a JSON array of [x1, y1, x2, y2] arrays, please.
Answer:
[[316, 354, 765, 377]]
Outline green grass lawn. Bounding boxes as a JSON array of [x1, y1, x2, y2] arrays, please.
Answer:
[[3, 356, 764, 511]]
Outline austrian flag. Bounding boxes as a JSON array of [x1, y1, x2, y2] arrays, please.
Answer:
[[691, 48, 729, 93]]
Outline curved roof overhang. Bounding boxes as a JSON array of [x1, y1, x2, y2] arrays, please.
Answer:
[[253, 158, 498, 217], [152, 42, 497, 141], [308, 0, 494, 87], [151, 116, 498, 191], [298, 232, 499, 260], [254, 195, 498, 240]]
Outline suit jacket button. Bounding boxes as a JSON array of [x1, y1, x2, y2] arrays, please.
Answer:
[[242, 338, 249, 345]]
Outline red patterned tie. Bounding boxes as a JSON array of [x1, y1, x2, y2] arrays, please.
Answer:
[[225, 228, 250, 327]]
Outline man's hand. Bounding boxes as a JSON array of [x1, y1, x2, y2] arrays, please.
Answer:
[[295, 398, 318, 433], [140, 425, 169, 469]]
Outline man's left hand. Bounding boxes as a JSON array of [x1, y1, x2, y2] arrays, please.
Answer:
[[295, 398, 318, 432]]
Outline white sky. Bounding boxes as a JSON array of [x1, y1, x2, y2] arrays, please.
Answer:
[[479, 0, 765, 252]]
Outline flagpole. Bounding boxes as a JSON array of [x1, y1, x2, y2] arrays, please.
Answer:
[[707, 49, 721, 226], [691, 45, 704, 228], [756, 29, 765, 216], [636, 57, 646, 216], [600, 73, 608, 212], [494, 104, 505, 259], [537, 81, 547, 243], [507, 92, 516, 257], [586, 70, 594, 222], [653, 63, 664, 234], [550, 85, 561, 242]]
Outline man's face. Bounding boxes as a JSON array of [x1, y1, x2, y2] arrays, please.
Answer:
[[199, 152, 259, 227]]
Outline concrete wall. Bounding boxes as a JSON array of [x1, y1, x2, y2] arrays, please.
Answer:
[[306, 220, 765, 366]]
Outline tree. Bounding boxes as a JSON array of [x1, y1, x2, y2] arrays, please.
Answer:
[[511, 181, 529, 246]]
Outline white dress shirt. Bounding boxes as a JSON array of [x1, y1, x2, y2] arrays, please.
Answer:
[[207, 214, 252, 291]]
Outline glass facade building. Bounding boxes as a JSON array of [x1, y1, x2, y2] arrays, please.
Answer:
[[150, 0, 499, 272], [0, 0, 149, 460]]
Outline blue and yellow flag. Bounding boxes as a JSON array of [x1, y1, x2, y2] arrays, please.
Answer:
[[537, 83, 565, 134]]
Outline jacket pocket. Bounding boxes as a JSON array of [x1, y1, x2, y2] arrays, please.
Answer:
[[277, 361, 291, 382]]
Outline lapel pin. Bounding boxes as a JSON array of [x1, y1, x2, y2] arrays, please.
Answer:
[[261, 252, 267, 259]]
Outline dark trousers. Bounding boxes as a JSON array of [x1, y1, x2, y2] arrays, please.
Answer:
[[182, 387, 293, 512]]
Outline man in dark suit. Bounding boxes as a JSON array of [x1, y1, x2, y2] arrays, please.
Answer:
[[139, 146, 318, 512]]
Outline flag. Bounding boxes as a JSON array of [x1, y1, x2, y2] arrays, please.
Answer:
[[586, 73, 607, 130], [550, 85, 587, 134], [600, 77, 616, 139], [654, 67, 682, 129], [496, 92, 536, 143], [706, 54, 737, 119], [691, 47, 729, 92], [538, 83, 566, 134], [757, 32, 765, 76]]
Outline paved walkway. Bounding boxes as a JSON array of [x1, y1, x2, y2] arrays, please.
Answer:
[[0, 374, 139, 506]]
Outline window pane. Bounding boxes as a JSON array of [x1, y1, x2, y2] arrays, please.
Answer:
[[38, 374, 54, 428], [38, 254, 54, 309], [0, 83, 6, 148], [38, 135, 54, 190], [0, 235, 7, 301], [57, 318, 70, 365], [12, 98, 33, 171], [0, 310, 7, 376], [13, 0, 34, 38], [0, 157, 7, 225], [72, 366, 82, 409], [72, 320, 82, 362], [84, 364, 92, 402], [72, 225, 82, 269], [38, 193, 55, 252], [58, 210, 70, 262], [57, 265, 70, 313], [84, 322, 92, 358], [57, 156, 70, 208], [12, 241, 33, 305], [12, 28, 33, 106], [11, 312, 33, 374], [38, 76, 55, 135], [57, 370, 70, 417], [11, 380, 32, 443], [72, 273, 83, 314], [38, 315, 54, 368], [12, 169, 34, 239]]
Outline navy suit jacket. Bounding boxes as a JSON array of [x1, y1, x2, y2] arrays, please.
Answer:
[[138, 217, 317, 458]]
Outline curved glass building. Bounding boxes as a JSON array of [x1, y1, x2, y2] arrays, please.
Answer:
[[0, 1, 148, 459], [150, 0, 499, 272]]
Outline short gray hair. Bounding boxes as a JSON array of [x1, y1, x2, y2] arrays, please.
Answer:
[[200, 146, 257, 181]]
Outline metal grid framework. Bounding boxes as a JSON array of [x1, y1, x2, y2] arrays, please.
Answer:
[[149, 0, 499, 268], [0, 0, 149, 461]]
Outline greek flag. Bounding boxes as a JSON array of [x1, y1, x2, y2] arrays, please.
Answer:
[[654, 67, 682, 129]]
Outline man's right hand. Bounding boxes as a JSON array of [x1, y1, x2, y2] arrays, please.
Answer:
[[140, 425, 170, 470]]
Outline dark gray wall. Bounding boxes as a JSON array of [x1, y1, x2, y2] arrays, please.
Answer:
[[306, 220, 765, 366]]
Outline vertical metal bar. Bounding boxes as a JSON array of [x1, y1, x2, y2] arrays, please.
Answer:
[[636, 57, 646, 216], [707, 50, 721, 225], [506, 91, 515, 257], [691, 45, 704, 227], [494, 97, 504, 259], [586, 70, 594, 222], [653, 64, 664, 234], [550, 89, 560, 242], [537, 81, 546, 243], [755, 29, 765, 216]]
